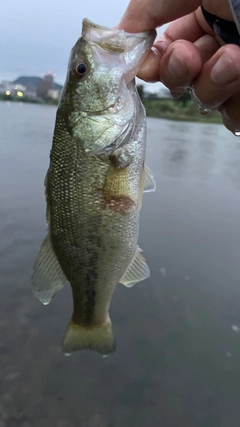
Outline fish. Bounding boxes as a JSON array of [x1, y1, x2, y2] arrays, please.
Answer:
[[31, 18, 156, 356]]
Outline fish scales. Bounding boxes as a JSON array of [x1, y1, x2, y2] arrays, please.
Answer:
[[50, 113, 142, 325], [32, 19, 156, 355]]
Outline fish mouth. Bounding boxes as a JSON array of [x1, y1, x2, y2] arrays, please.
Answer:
[[82, 19, 127, 53], [82, 18, 154, 37], [82, 18, 114, 33], [82, 18, 156, 53]]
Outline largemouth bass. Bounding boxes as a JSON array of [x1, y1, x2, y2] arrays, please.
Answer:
[[32, 19, 156, 355]]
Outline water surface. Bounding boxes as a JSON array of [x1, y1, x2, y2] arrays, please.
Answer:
[[1, 101, 240, 427]]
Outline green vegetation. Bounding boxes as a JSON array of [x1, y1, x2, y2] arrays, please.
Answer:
[[142, 98, 222, 123], [137, 85, 222, 124]]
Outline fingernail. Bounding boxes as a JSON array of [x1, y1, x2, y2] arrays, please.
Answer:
[[168, 52, 189, 78], [211, 55, 238, 85]]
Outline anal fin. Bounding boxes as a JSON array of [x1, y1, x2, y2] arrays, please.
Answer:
[[119, 246, 150, 288], [31, 233, 67, 305]]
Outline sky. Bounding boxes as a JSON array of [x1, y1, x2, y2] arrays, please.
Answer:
[[0, 0, 167, 93]]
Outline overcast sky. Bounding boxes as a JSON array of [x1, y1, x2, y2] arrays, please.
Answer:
[[0, 0, 167, 91]]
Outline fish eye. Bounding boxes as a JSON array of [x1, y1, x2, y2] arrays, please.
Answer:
[[74, 63, 88, 77]]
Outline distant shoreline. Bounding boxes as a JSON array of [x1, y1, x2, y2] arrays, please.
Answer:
[[0, 96, 222, 124], [0, 95, 58, 106]]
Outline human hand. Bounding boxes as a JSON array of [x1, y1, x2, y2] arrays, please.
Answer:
[[119, 0, 240, 135]]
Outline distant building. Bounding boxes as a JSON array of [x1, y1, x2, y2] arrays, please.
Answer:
[[25, 91, 37, 100], [0, 80, 14, 94], [36, 79, 51, 98], [13, 84, 26, 93], [36, 71, 56, 99], [48, 89, 61, 100], [44, 72, 55, 85]]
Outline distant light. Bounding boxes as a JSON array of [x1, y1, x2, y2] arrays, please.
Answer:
[[45, 71, 55, 77], [17, 91, 23, 97], [5, 90, 11, 95]]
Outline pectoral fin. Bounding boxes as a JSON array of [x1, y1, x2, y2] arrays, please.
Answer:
[[144, 165, 156, 192], [119, 246, 150, 288], [31, 234, 67, 305]]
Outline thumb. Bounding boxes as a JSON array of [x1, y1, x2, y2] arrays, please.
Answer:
[[118, 0, 201, 32]]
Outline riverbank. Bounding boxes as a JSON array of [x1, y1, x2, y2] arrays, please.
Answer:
[[0, 94, 222, 123], [142, 98, 222, 124]]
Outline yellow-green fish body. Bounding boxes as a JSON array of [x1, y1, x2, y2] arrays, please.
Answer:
[[32, 19, 156, 355]]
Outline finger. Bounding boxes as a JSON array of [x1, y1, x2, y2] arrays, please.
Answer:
[[151, 12, 206, 60], [138, 33, 220, 86], [163, 11, 206, 44], [137, 48, 163, 82], [118, 0, 201, 33], [168, 35, 220, 98], [194, 34, 221, 63], [193, 44, 240, 109], [194, 6, 227, 46], [221, 92, 240, 134], [157, 41, 203, 91], [137, 12, 205, 83], [153, 8, 219, 58], [168, 34, 220, 98], [138, 40, 203, 85]]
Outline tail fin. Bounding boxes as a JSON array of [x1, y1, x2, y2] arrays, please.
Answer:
[[62, 316, 116, 356]]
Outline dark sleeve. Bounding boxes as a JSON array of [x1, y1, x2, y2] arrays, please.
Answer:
[[201, 0, 240, 46]]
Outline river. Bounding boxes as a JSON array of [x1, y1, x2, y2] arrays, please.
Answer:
[[1, 101, 240, 427]]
